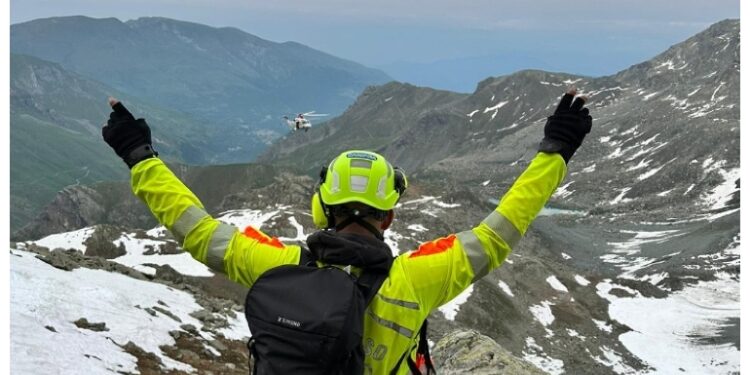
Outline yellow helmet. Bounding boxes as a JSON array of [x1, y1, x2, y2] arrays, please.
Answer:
[[311, 150, 407, 229]]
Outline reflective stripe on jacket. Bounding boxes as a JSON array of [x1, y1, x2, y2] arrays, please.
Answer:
[[130, 152, 566, 374]]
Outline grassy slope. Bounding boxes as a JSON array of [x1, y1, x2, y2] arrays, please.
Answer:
[[10, 113, 128, 229]]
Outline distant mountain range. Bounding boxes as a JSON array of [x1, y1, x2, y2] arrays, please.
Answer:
[[11, 16, 391, 162], [10, 15, 391, 231]]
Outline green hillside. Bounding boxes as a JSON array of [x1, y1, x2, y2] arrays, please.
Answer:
[[10, 53, 214, 231]]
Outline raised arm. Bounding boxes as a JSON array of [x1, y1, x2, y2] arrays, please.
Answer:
[[102, 98, 300, 288], [397, 88, 592, 311]]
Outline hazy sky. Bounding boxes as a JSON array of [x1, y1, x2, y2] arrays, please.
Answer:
[[11, 0, 740, 81]]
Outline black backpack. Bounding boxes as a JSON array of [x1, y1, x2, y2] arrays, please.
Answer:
[[244, 253, 389, 375]]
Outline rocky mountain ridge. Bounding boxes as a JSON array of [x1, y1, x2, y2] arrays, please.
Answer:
[[263, 19, 739, 219]]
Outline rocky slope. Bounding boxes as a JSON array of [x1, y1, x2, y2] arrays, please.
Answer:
[[12, 161, 286, 241]]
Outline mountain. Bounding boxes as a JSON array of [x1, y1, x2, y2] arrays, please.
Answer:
[[11, 19, 740, 375], [10, 16, 392, 162], [379, 52, 558, 93], [259, 81, 468, 174], [10, 53, 219, 231], [263, 19, 740, 217], [12, 161, 287, 241]]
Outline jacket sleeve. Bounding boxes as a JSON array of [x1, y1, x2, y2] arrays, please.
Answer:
[[396, 152, 567, 312], [130, 158, 301, 288]]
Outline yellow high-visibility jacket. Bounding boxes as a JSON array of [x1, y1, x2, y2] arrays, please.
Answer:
[[131, 152, 566, 374]]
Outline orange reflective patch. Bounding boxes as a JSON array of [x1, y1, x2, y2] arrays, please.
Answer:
[[243, 226, 284, 248], [409, 235, 456, 258]]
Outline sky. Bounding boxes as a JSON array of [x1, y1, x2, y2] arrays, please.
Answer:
[[10, 0, 739, 87]]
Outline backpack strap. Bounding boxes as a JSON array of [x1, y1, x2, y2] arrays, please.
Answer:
[[405, 321, 436, 374], [356, 252, 394, 306], [356, 269, 388, 307]]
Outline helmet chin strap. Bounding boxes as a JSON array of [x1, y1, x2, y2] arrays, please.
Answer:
[[332, 210, 385, 241]]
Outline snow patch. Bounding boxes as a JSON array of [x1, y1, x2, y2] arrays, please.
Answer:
[[523, 337, 565, 375], [637, 165, 665, 181], [574, 275, 590, 286], [113, 233, 214, 277], [592, 319, 613, 333], [552, 182, 574, 199], [593, 346, 639, 374], [581, 164, 596, 173], [407, 224, 428, 233], [483, 101, 508, 113], [566, 329, 582, 338], [702, 167, 740, 210], [610, 188, 632, 205], [279, 216, 308, 242], [32, 227, 95, 252], [217, 208, 283, 229], [529, 301, 555, 326], [146, 226, 169, 238], [438, 285, 474, 321], [218, 310, 251, 341], [383, 230, 405, 257], [546, 276, 568, 293], [497, 280, 514, 297]]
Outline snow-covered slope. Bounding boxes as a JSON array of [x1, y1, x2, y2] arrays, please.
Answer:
[[10, 248, 250, 374], [597, 273, 740, 373]]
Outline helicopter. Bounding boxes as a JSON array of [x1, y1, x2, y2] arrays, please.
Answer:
[[282, 111, 329, 132]]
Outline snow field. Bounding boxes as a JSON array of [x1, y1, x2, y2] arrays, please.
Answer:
[[601, 229, 686, 277], [597, 274, 740, 374], [11, 249, 214, 373]]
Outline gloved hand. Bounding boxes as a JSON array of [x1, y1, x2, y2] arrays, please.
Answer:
[[102, 97, 158, 168], [539, 88, 592, 163]]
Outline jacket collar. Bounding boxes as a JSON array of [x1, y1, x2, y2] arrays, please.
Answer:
[[306, 230, 393, 273]]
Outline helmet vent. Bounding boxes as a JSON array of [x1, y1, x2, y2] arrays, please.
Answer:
[[350, 175, 369, 192], [377, 176, 387, 198], [350, 159, 372, 169], [331, 170, 341, 193]]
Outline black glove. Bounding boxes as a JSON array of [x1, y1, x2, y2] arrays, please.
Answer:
[[102, 100, 158, 168], [539, 90, 592, 163]]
